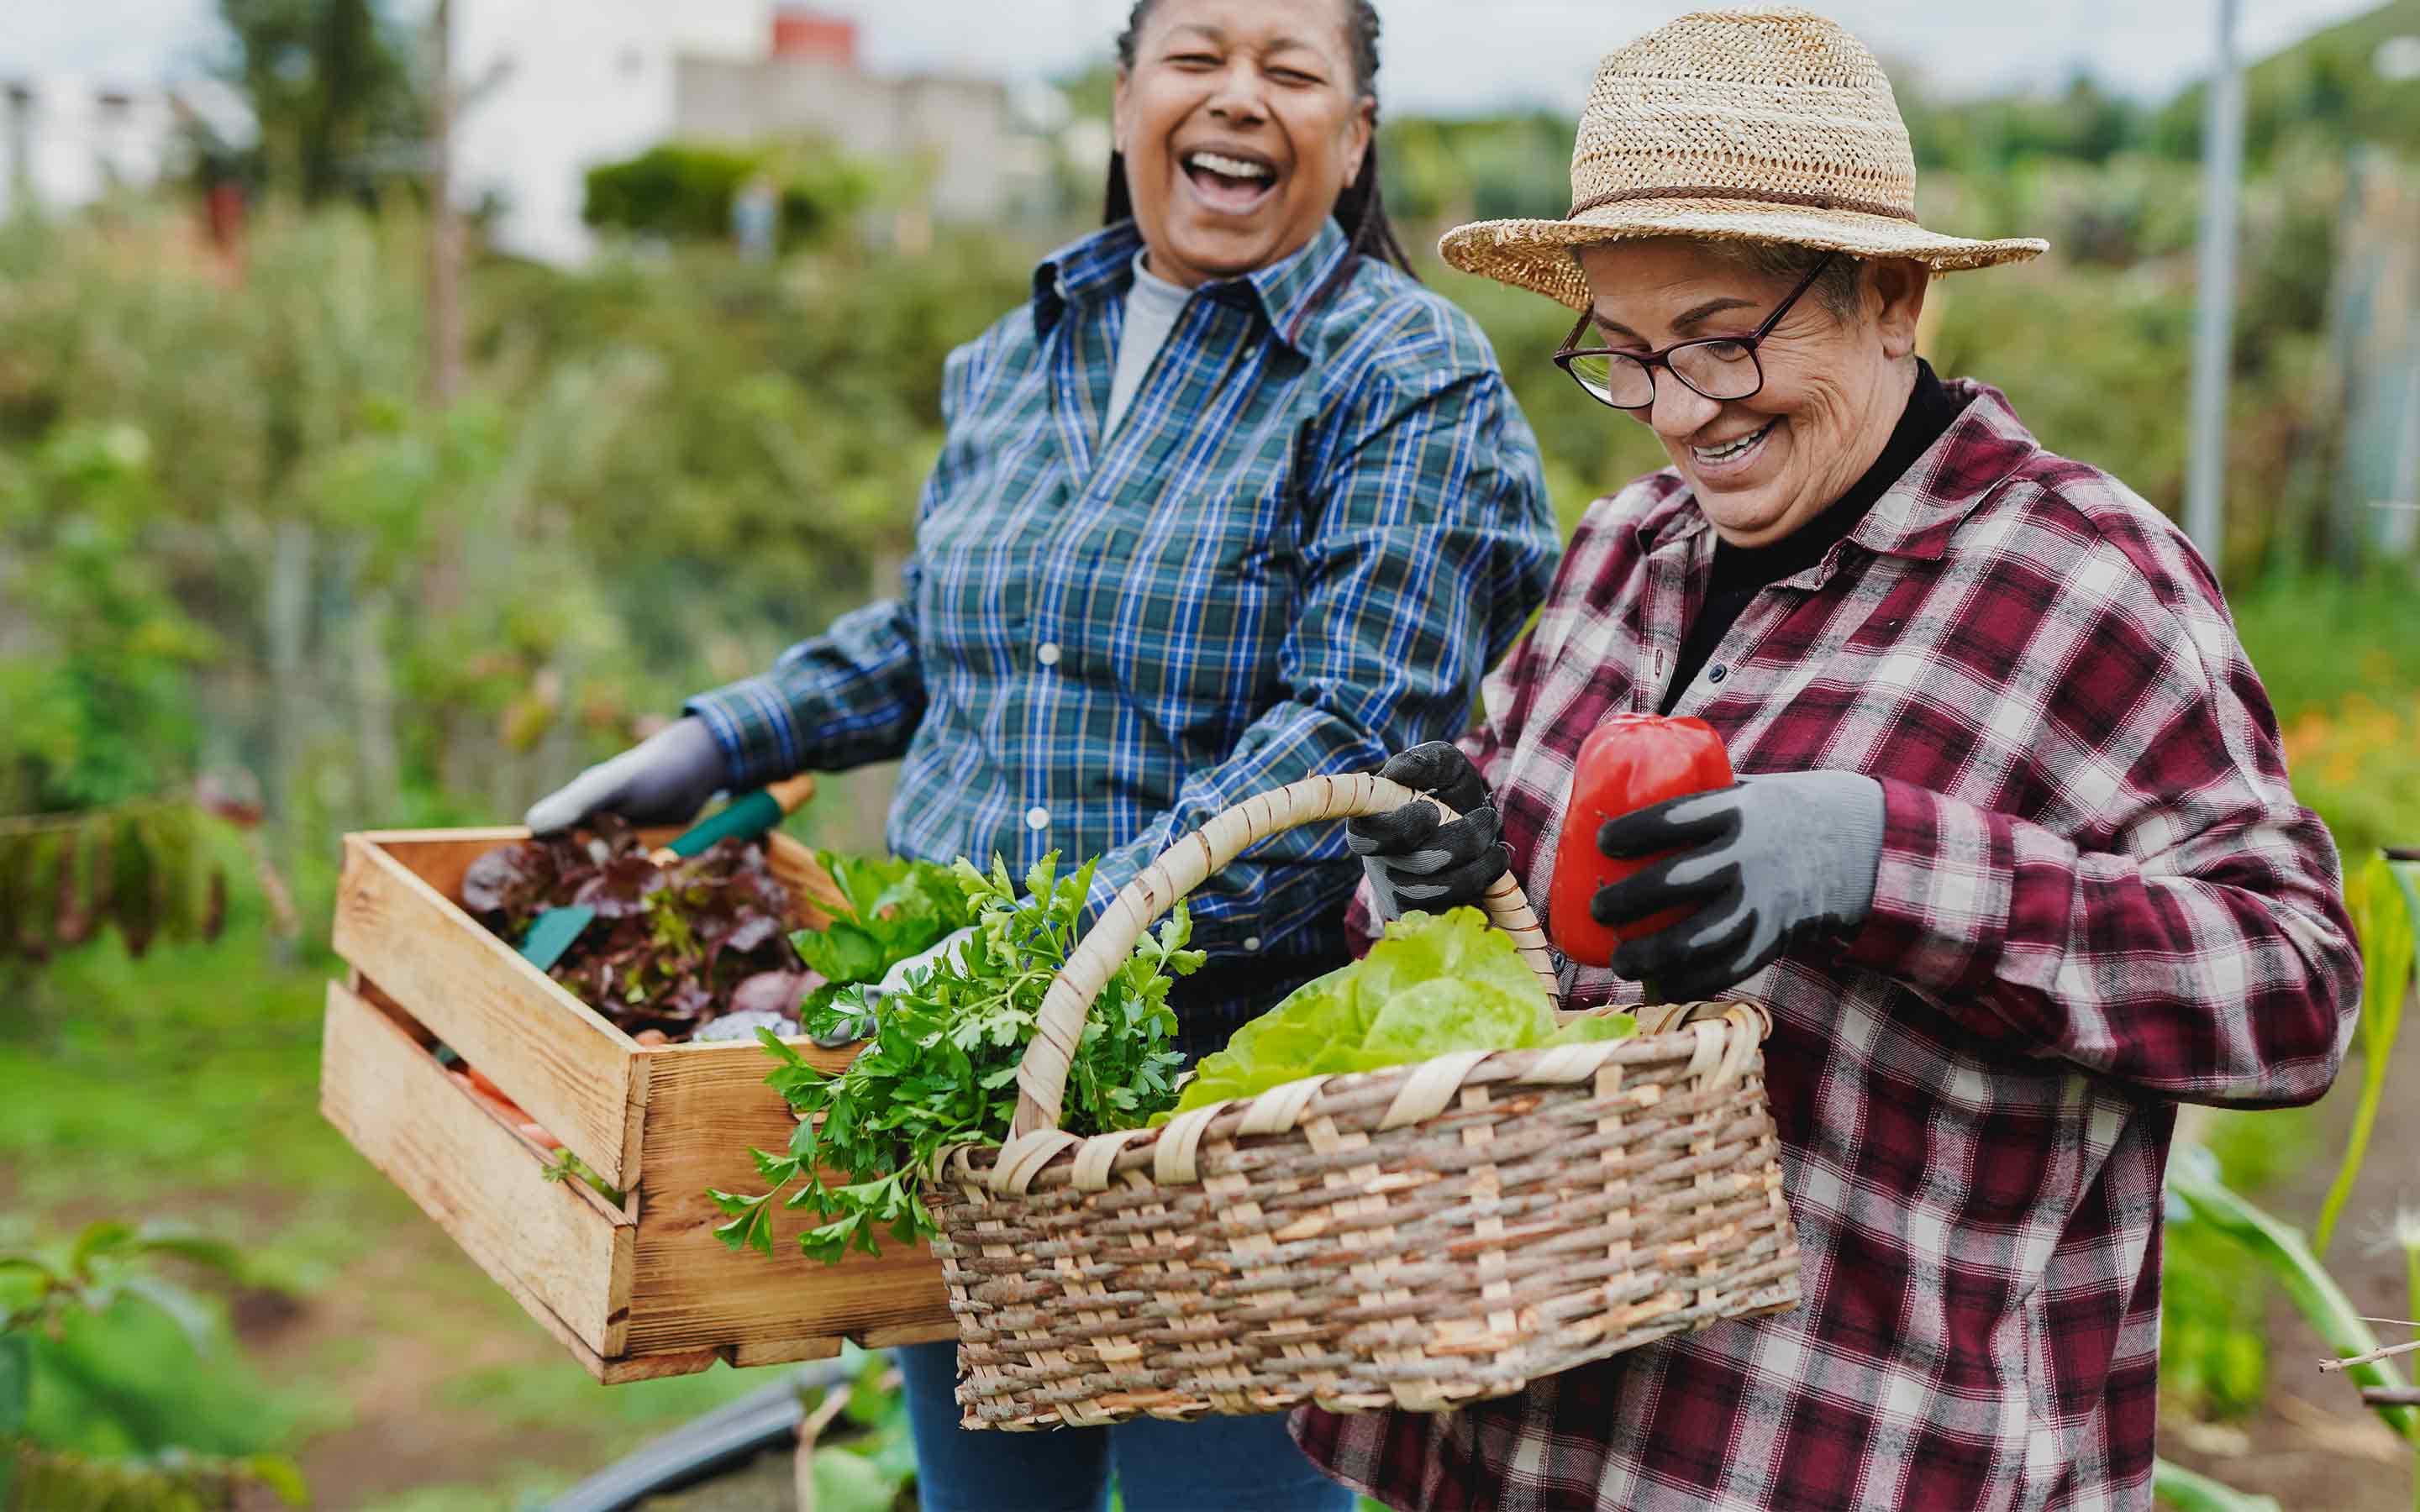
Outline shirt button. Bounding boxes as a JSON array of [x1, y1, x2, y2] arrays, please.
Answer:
[[1708, 664, 1728, 684], [1036, 642, 1061, 667], [1243, 936, 1262, 953], [1025, 806, 1050, 831]]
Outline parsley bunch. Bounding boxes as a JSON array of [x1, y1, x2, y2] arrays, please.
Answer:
[[713, 853, 1202, 1263]]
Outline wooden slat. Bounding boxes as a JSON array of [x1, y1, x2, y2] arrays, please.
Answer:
[[320, 979, 634, 1359], [729, 1334, 847, 1370], [353, 827, 529, 905], [332, 834, 644, 1188], [625, 1041, 951, 1356], [764, 832, 846, 930]]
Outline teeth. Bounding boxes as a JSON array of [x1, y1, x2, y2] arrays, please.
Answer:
[[1694, 422, 1771, 464], [1188, 151, 1272, 181]]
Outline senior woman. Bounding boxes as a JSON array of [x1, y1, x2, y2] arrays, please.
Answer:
[[1316, 10, 2361, 1511], [529, 1, 1555, 1507]]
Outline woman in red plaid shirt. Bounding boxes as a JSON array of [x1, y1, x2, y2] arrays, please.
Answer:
[[1311, 10, 2363, 1510]]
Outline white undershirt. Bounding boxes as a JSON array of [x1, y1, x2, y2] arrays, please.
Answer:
[[1103, 249, 1195, 439]]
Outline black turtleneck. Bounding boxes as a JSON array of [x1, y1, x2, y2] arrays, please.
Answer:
[[1659, 358, 1965, 715]]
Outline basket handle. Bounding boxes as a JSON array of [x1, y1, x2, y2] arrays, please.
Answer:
[[1010, 773, 1559, 1138]]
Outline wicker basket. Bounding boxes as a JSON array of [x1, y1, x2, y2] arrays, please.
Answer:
[[930, 774, 1802, 1431]]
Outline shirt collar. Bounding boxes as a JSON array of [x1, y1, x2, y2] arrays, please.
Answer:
[[1031, 217, 1353, 356], [1633, 379, 2041, 564], [1844, 380, 2040, 561]]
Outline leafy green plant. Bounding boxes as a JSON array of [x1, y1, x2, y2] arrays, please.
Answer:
[[582, 140, 877, 249], [0, 1221, 304, 1509], [2168, 1150, 2418, 1444], [789, 852, 981, 1017], [1170, 906, 1634, 1116], [2152, 1457, 2284, 1512], [714, 854, 1198, 1263], [2316, 854, 2417, 1254]]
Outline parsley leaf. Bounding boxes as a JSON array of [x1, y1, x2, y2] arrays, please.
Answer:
[[722, 853, 1202, 1263]]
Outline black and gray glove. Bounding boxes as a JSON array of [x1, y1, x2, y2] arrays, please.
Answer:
[[1347, 743, 1510, 921], [523, 716, 733, 836], [1590, 770, 1885, 1002]]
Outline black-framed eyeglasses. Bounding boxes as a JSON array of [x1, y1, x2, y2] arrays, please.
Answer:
[[1553, 252, 1836, 412]]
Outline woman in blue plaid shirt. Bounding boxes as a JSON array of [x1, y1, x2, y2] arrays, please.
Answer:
[[529, 0, 1555, 1504]]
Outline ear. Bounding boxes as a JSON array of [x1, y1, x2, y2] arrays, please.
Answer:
[[1343, 96, 1375, 185], [1113, 66, 1133, 155], [1870, 258, 1928, 361]]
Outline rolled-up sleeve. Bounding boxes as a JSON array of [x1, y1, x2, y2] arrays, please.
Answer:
[[1847, 541, 2360, 1107]]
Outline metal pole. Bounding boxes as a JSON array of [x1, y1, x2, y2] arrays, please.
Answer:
[[425, 0, 461, 408], [2185, 0, 2244, 571]]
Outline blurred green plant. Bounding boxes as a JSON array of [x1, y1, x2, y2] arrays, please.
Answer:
[[2152, 1457, 2286, 1512], [2316, 856, 2417, 1255], [0, 1221, 305, 1510], [2170, 1151, 2420, 1442], [0, 426, 220, 813], [583, 140, 879, 250]]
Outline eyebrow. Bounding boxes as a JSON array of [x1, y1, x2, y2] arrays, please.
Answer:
[[1590, 295, 1761, 344], [1162, 22, 1327, 58]]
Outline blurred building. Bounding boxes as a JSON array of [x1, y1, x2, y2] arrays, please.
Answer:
[[0, 75, 182, 222], [674, 12, 1048, 231], [454, 2, 1050, 265]]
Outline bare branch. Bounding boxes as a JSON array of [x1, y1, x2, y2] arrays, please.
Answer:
[[2318, 1336, 2420, 1373]]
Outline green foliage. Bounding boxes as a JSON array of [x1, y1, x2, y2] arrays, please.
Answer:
[[2152, 1457, 2285, 1512], [8, 1441, 306, 1512], [0, 426, 219, 812], [2161, 1213, 2274, 1422], [213, 0, 423, 204], [2169, 1147, 2419, 1443], [1173, 906, 1632, 1116], [2156, 0, 2420, 166], [0, 1221, 307, 1506], [582, 140, 878, 249], [0, 805, 229, 964], [717, 854, 1199, 1263], [790, 852, 980, 995], [2316, 855, 2417, 1254]]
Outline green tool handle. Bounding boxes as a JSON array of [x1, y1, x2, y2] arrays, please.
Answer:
[[656, 774, 818, 859]]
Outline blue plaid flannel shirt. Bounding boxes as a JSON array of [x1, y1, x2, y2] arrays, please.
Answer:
[[688, 218, 1556, 1037]]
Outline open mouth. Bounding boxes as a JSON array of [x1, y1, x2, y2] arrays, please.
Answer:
[[1181, 148, 1279, 214], [1691, 418, 1776, 472]]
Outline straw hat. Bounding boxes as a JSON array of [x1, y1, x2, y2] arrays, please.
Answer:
[[1441, 7, 2048, 310]]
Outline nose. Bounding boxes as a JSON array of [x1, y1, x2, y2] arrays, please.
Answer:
[[1206, 59, 1270, 127], [1644, 368, 1721, 443]]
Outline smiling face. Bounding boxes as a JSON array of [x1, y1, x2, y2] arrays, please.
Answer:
[[1113, 0, 1373, 288], [1575, 239, 1929, 547]]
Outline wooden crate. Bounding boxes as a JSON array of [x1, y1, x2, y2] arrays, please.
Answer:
[[323, 827, 953, 1383]]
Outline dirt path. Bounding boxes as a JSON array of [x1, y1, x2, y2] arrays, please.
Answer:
[[236, 1220, 603, 1509], [2162, 1003, 2420, 1510]]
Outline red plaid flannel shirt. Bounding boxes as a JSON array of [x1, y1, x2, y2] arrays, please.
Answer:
[[1293, 381, 2360, 1510]]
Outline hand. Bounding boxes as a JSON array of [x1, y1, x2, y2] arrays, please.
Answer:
[[523, 717, 732, 837], [1590, 771, 1885, 1002], [808, 926, 977, 1048], [872, 926, 976, 1001], [1347, 742, 1510, 921]]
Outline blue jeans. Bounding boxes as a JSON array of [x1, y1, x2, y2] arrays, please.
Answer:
[[897, 1340, 1355, 1512]]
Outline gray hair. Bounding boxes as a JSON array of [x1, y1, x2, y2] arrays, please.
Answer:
[[1573, 239, 1867, 323]]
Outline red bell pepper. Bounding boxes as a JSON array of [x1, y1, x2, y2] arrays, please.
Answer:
[[1549, 714, 1734, 968]]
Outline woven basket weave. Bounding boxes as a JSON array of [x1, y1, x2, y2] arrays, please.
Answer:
[[933, 774, 1802, 1430]]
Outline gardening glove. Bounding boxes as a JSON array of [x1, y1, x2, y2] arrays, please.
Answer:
[[1347, 742, 1510, 921], [523, 716, 732, 837], [808, 926, 977, 1048], [1590, 770, 1885, 1004]]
